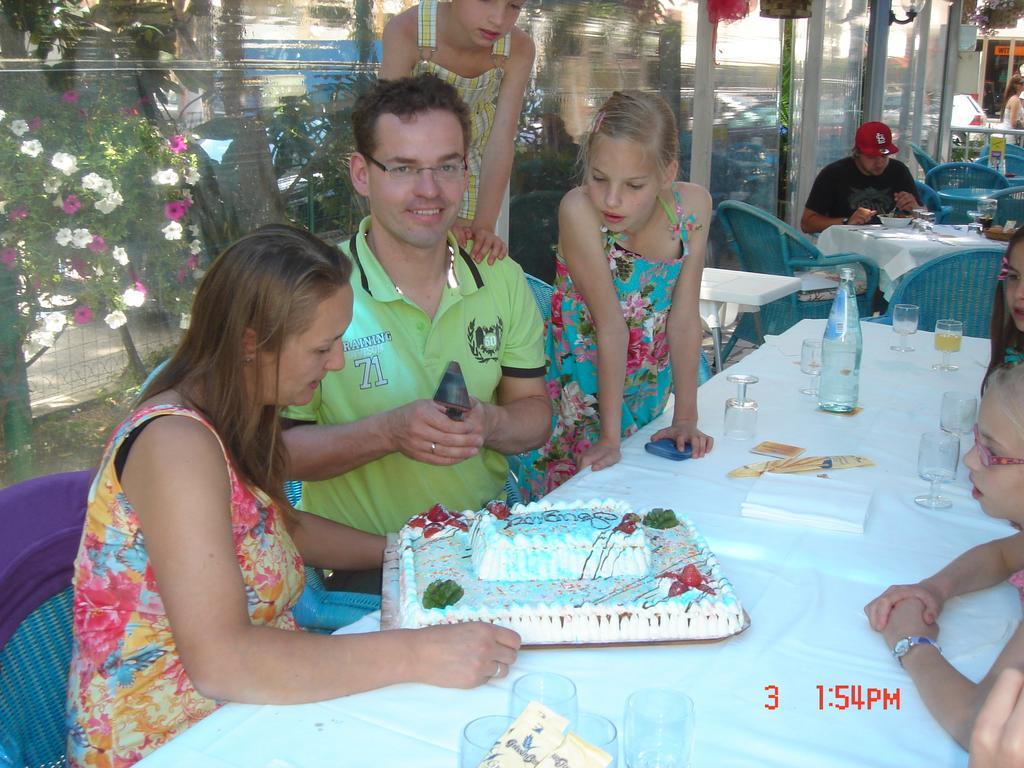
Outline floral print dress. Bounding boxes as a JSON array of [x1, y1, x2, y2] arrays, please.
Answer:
[[66, 404, 305, 767], [517, 191, 698, 500]]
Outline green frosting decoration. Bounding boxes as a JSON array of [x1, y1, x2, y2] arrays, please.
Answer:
[[423, 578, 465, 609], [643, 507, 680, 530]]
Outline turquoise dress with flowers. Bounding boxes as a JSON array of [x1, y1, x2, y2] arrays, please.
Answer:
[[517, 189, 704, 500]]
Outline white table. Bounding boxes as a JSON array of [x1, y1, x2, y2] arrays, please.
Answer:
[[137, 320, 1016, 768], [817, 224, 1003, 300], [699, 267, 802, 371]]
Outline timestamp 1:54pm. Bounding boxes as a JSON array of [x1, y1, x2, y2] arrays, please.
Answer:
[[817, 685, 901, 711]]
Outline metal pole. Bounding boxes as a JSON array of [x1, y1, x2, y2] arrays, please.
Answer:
[[864, 0, 892, 120], [691, 0, 715, 187], [938, 0, 963, 162]]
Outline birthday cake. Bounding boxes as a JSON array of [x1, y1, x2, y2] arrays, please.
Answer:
[[396, 499, 747, 644]]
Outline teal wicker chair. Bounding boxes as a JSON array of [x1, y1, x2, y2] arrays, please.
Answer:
[[911, 143, 939, 175], [716, 200, 879, 358], [974, 152, 1024, 177], [913, 180, 953, 224], [925, 162, 1009, 224], [525, 273, 555, 322], [1, 470, 92, 768], [987, 186, 1024, 227], [867, 248, 1005, 338], [975, 142, 1024, 164], [509, 190, 562, 285]]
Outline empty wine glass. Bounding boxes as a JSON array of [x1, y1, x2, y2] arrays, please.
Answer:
[[624, 688, 695, 768], [460, 715, 514, 768], [510, 672, 578, 731], [933, 319, 963, 372], [800, 339, 822, 396], [891, 304, 920, 352], [966, 210, 984, 236], [914, 431, 959, 509], [724, 373, 758, 440], [940, 391, 979, 472]]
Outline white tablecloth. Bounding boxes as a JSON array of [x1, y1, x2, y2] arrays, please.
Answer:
[[137, 320, 1016, 768], [817, 224, 1003, 299]]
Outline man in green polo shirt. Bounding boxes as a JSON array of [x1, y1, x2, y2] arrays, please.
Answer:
[[282, 75, 551, 549]]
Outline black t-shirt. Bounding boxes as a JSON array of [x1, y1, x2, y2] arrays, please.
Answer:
[[803, 156, 917, 219]]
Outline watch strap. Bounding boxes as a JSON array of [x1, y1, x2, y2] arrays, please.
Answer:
[[842, 217, 850, 225], [893, 635, 941, 666]]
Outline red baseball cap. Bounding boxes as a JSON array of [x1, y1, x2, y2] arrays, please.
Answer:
[[855, 121, 898, 156]]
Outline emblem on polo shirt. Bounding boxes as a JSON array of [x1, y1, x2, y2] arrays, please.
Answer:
[[467, 317, 502, 362]]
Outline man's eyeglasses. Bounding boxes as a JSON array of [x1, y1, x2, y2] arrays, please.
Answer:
[[973, 425, 1024, 467], [365, 155, 467, 182]]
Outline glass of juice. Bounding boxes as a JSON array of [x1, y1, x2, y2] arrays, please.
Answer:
[[932, 319, 963, 372]]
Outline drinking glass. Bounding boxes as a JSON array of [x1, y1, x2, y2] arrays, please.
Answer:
[[932, 319, 963, 371], [510, 672, 578, 731], [891, 304, 920, 352], [724, 374, 758, 440], [624, 688, 695, 768], [460, 715, 514, 768], [799, 339, 822, 396], [577, 712, 619, 767], [940, 391, 979, 471], [914, 431, 959, 509], [966, 210, 984, 236]]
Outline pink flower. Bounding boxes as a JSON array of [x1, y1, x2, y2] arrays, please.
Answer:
[[73, 305, 93, 325], [62, 194, 82, 215], [545, 378, 561, 399], [650, 329, 670, 368], [186, 254, 199, 269], [175, 267, 186, 284], [168, 134, 188, 154], [61, 90, 79, 104], [544, 457, 579, 494], [87, 235, 107, 253], [28, 117, 41, 131], [164, 201, 187, 221], [8, 206, 28, 221], [0, 248, 16, 269], [625, 326, 649, 375]]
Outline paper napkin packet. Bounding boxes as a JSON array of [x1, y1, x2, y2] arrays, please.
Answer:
[[728, 454, 873, 479], [478, 702, 611, 768], [740, 472, 872, 534]]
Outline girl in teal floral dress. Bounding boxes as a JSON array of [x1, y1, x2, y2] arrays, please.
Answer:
[[518, 91, 713, 500]]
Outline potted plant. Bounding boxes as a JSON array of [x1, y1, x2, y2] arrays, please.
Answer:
[[971, 0, 1024, 34]]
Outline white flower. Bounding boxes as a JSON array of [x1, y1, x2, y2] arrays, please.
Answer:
[[184, 166, 200, 185], [111, 246, 129, 265], [162, 221, 183, 241], [55, 228, 73, 246], [189, 239, 202, 255], [179, 312, 191, 329], [189, 224, 201, 237], [71, 228, 92, 248], [43, 177, 62, 194], [20, 140, 43, 157], [151, 168, 179, 186], [81, 173, 111, 193], [104, 310, 127, 329], [122, 287, 145, 308], [95, 191, 123, 214], [0, 110, 6, 122], [94, 264, 104, 277], [51, 152, 78, 175], [29, 328, 56, 348], [42, 311, 67, 333], [10, 119, 29, 137]]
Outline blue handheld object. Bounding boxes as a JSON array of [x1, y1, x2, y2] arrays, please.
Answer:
[[644, 438, 692, 461]]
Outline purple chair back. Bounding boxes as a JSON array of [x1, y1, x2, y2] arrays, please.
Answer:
[[0, 470, 91, 649]]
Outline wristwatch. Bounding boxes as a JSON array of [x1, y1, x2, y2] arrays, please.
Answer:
[[892, 636, 941, 666], [842, 217, 850, 225]]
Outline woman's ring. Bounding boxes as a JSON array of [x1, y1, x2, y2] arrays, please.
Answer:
[[431, 442, 437, 454], [492, 662, 502, 678]]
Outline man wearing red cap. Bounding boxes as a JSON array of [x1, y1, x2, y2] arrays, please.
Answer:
[[800, 121, 920, 234]]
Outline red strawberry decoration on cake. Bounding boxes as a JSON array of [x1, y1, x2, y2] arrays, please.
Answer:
[[485, 500, 511, 520], [658, 564, 716, 597], [614, 513, 641, 534], [408, 504, 468, 538]]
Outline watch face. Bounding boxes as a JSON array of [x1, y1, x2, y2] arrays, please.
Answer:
[[894, 638, 910, 656]]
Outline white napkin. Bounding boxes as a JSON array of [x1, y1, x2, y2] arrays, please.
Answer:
[[331, 610, 382, 636], [740, 472, 871, 533]]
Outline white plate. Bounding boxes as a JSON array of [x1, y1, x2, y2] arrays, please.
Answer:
[[878, 215, 912, 228]]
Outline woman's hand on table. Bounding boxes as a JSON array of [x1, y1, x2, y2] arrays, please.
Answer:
[[970, 668, 1024, 768], [651, 421, 713, 459], [578, 437, 621, 472], [408, 622, 521, 688], [865, 582, 944, 631]]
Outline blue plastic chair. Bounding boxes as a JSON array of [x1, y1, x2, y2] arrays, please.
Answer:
[[913, 180, 953, 224], [911, 142, 938, 175], [988, 186, 1024, 227], [715, 201, 879, 357], [525, 272, 555, 322], [869, 248, 1004, 338], [925, 162, 1009, 224], [0, 470, 92, 768]]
